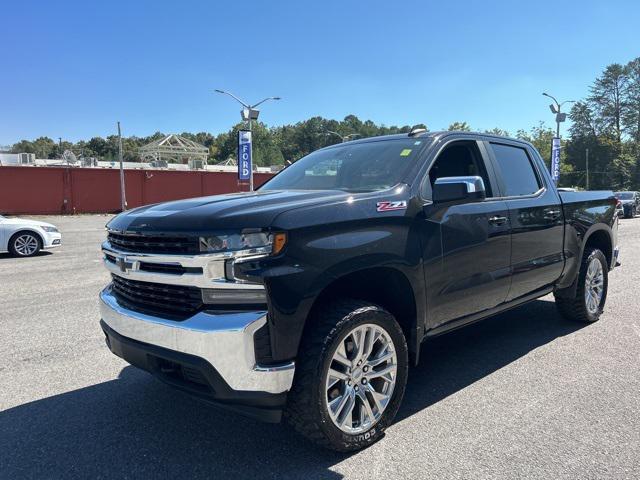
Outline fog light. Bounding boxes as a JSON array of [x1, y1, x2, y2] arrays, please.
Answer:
[[201, 288, 267, 305]]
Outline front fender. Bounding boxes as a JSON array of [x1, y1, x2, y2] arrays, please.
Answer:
[[238, 219, 423, 363]]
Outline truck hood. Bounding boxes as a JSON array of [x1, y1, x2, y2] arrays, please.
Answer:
[[107, 190, 351, 234]]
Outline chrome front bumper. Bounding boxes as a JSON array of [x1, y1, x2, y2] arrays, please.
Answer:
[[100, 287, 295, 394]]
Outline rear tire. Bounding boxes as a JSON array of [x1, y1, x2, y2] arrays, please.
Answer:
[[285, 299, 409, 452], [555, 247, 608, 323], [9, 232, 42, 257]]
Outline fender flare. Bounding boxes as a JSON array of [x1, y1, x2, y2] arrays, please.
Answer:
[[556, 223, 613, 298], [299, 258, 424, 364]]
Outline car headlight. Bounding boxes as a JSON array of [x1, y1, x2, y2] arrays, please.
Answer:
[[42, 226, 59, 233], [200, 230, 287, 293], [199, 230, 287, 256]]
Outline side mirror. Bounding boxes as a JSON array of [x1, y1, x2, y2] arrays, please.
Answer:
[[432, 176, 486, 204]]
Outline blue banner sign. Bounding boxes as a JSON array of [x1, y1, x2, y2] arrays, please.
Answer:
[[238, 130, 252, 181], [550, 137, 561, 184]]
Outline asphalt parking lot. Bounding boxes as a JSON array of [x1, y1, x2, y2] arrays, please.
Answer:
[[1, 214, 639, 479]]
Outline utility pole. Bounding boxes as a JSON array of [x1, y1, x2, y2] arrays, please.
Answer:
[[117, 122, 127, 211], [585, 148, 590, 190], [214, 89, 281, 191]]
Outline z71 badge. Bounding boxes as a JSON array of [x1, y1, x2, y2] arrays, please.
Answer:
[[376, 201, 407, 212]]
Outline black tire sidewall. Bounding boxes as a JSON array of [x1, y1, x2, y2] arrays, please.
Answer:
[[10, 232, 41, 257], [579, 249, 608, 322], [312, 306, 409, 451]]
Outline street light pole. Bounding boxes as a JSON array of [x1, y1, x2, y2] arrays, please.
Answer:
[[542, 93, 576, 186], [542, 92, 575, 139], [214, 89, 281, 192]]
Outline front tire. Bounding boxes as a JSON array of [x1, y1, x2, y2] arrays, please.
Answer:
[[9, 232, 42, 257], [285, 299, 408, 452], [555, 247, 608, 323]]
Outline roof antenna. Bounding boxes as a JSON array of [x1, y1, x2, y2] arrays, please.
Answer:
[[408, 125, 427, 136]]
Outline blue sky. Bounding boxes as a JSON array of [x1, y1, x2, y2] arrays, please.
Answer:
[[1, 0, 639, 145]]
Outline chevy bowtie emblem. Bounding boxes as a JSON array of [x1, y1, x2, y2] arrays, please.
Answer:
[[115, 256, 134, 273]]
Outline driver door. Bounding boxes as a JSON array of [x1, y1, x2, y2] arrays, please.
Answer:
[[421, 138, 512, 330]]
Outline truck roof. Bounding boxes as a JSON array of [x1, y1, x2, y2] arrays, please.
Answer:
[[328, 130, 530, 148]]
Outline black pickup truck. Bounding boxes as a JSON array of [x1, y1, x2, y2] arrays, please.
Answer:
[[100, 131, 619, 451]]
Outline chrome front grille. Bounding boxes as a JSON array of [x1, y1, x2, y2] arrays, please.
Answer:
[[102, 234, 267, 316]]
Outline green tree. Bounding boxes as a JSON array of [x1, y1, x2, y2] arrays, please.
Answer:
[[588, 63, 629, 144], [516, 122, 555, 166], [447, 121, 471, 131], [485, 128, 510, 137]]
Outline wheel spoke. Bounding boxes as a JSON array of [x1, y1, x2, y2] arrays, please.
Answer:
[[354, 327, 368, 364], [358, 389, 375, 424], [368, 349, 393, 368], [329, 388, 351, 418], [338, 390, 356, 428], [333, 351, 351, 368], [368, 363, 396, 380], [364, 330, 380, 362], [327, 368, 349, 390], [365, 383, 386, 413]]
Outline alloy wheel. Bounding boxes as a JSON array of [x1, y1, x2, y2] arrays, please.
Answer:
[[584, 258, 604, 315], [324, 323, 397, 434], [14, 234, 39, 256]]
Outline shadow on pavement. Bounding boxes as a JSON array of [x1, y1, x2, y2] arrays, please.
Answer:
[[397, 298, 585, 421], [0, 299, 585, 479]]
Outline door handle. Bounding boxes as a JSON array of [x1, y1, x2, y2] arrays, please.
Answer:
[[543, 209, 562, 220], [488, 215, 508, 225]]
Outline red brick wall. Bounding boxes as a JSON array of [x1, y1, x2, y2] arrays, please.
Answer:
[[0, 166, 274, 214]]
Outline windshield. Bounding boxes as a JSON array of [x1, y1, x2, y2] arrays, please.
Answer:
[[616, 192, 634, 200], [261, 138, 429, 192]]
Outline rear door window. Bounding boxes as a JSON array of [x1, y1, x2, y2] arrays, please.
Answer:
[[490, 143, 542, 197]]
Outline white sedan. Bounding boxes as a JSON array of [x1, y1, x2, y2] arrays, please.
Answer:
[[0, 215, 62, 257]]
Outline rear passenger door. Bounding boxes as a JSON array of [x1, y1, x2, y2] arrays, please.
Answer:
[[486, 141, 564, 301]]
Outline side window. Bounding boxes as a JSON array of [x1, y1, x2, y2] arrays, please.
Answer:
[[490, 143, 541, 197], [426, 141, 493, 197]]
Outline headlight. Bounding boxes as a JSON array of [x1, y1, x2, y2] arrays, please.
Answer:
[[199, 231, 287, 256], [42, 226, 59, 233], [201, 231, 287, 288]]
